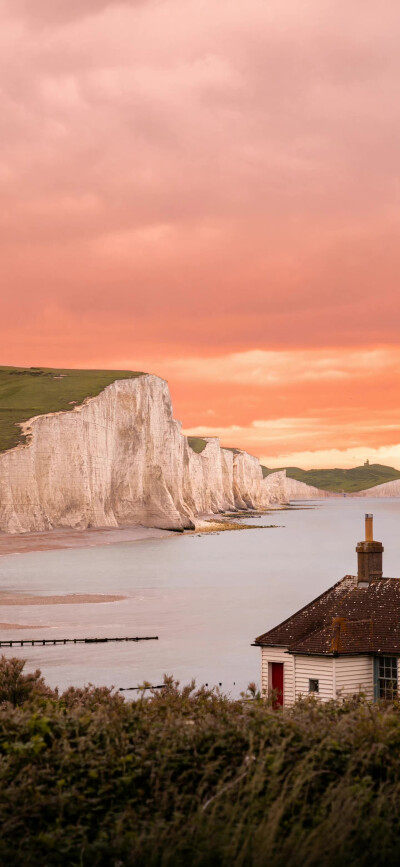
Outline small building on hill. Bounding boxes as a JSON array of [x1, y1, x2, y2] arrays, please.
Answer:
[[254, 514, 399, 704]]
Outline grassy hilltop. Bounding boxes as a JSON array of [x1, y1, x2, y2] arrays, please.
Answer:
[[262, 462, 400, 493], [0, 366, 144, 453], [1, 658, 400, 867]]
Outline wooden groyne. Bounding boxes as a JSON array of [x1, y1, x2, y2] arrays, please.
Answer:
[[0, 636, 158, 647], [119, 684, 166, 691]]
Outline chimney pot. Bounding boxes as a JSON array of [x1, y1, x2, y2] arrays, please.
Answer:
[[365, 514, 373, 541]]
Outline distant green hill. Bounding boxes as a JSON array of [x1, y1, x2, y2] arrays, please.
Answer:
[[261, 463, 400, 493], [0, 366, 144, 453]]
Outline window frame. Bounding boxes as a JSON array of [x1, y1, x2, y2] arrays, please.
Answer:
[[309, 678, 319, 694], [374, 656, 398, 701]]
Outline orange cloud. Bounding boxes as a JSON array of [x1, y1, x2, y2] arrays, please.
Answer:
[[182, 414, 400, 468], [1, 0, 400, 467], [154, 348, 400, 386]]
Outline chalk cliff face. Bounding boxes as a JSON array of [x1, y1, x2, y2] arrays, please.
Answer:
[[280, 476, 400, 500], [279, 475, 336, 500], [187, 439, 236, 515], [355, 479, 400, 497], [260, 470, 287, 505], [0, 375, 286, 534]]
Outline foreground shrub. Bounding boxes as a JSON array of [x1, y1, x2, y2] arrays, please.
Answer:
[[0, 662, 400, 866], [0, 655, 55, 706]]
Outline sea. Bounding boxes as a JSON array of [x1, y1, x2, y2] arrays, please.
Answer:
[[1, 498, 400, 698]]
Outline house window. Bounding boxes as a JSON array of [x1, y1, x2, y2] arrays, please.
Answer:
[[309, 679, 319, 694], [377, 657, 398, 700]]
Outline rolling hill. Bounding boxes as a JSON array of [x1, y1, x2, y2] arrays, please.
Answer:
[[261, 463, 400, 493]]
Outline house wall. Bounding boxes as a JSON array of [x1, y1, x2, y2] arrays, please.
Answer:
[[261, 647, 295, 706], [335, 656, 374, 701], [294, 656, 334, 701], [261, 648, 378, 704]]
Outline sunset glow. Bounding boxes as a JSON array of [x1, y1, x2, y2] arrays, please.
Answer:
[[1, 0, 400, 468]]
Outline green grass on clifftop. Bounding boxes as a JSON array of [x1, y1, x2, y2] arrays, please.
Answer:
[[188, 439, 244, 455], [261, 462, 400, 492], [0, 366, 144, 453], [187, 436, 208, 453]]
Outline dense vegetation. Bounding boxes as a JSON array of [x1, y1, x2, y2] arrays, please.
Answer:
[[0, 366, 144, 452], [1, 658, 400, 866], [262, 462, 400, 492]]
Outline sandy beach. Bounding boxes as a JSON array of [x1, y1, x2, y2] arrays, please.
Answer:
[[0, 592, 126, 605], [0, 622, 50, 630], [0, 515, 277, 557], [0, 590, 126, 629], [0, 525, 174, 556], [0, 507, 284, 559]]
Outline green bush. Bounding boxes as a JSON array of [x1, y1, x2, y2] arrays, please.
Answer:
[[1, 659, 400, 866], [0, 655, 55, 706]]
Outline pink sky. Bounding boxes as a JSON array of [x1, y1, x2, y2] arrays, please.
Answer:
[[1, 0, 400, 467]]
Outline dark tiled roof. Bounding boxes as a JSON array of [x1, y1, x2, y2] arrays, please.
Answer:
[[255, 576, 400, 655]]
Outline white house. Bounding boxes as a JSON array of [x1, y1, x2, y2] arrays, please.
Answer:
[[254, 514, 399, 705]]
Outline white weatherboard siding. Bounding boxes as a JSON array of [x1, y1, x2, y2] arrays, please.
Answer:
[[261, 647, 295, 706], [261, 649, 377, 704], [335, 656, 374, 701], [294, 656, 334, 701]]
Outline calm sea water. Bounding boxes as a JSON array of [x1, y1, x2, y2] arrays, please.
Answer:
[[1, 498, 400, 697]]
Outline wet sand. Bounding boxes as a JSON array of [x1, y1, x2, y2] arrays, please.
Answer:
[[0, 525, 173, 556], [0, 622, 50, 630], [0, 592, 125, 605], [0, 514, 281, 557]]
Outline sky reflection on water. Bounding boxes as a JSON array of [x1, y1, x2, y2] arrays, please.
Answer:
[[1, 498, 400, 697]]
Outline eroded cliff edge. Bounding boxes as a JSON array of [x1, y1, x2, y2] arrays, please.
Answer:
[[0, 374, 286, 534]]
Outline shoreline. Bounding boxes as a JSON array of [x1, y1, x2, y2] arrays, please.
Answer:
[[0, 510, 282, 557], [0, 525, 175, 556]]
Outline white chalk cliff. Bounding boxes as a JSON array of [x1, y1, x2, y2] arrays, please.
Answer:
[[0, 374, 286, 534], [355, 479, 400, 497], [280, 476, 337, 500], [280, 477, 400, 500]]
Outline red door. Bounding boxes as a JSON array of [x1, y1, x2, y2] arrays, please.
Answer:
[[271, 663, 284, 706]]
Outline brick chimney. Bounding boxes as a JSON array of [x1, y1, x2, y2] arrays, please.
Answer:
[[356, 514, 383, 584]]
